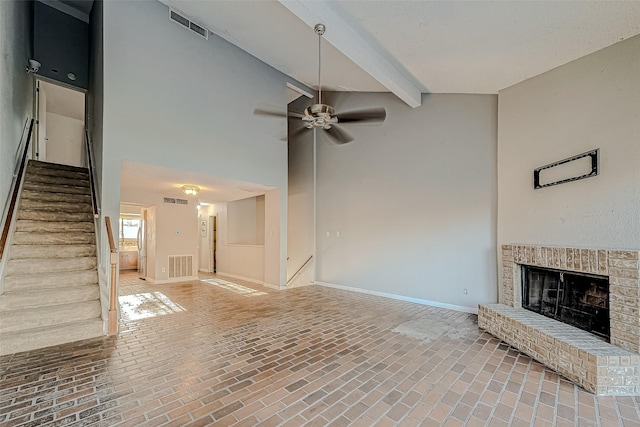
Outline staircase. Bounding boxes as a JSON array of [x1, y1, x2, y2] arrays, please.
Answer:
[[0, 160, 103, 355]]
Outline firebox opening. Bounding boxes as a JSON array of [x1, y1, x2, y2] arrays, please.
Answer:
[[521, 266, 610, 341]]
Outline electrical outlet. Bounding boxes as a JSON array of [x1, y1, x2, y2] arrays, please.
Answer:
[[162, 267, 166, 273], [336, 231, 341, 237], [463, 288, 469, 295], [325, 231, 330, 237]]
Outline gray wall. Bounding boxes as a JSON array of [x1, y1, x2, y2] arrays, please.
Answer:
[[295, 92, 498, 310], [0, 0, 33, 217], [287, 95, 316, 286], [102, 0, 293, 286], [87, 0, 107, 324], [497, 35, 640, 253]]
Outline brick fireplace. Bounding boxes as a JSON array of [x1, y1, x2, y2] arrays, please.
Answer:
[[478, 244, 640, 395]]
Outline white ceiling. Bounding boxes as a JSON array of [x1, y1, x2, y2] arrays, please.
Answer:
[[122, 0, 640, 207], [160, 0, 640, 102], [120, 161, 274, 207]]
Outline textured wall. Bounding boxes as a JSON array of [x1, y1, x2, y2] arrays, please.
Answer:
[[497, 35, 640, 251], [312, 92, 498, 310]]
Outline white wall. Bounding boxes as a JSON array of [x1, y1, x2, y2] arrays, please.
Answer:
[[153, 200, 198, 283], [264, 188, 283, 287], [212, 201, 266, 284], [227, 197, 258, 245], [497, 35, 640, 252], [0, 0, 33, 215], [101, 0, 290, 286], [44, 113, 84, 167], [256, 195, 265, 245], [305, 92, 498, 310], [226, 195, 265, 245]]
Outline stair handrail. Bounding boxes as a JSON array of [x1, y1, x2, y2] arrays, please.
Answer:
[[0, 118, 35, 262], [84, 130, 99, 218], [287, 255, 313, 284], [105, 216, 118, 335]]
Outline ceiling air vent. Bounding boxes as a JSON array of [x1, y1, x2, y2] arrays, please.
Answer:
[[169, 8, 209, 40], [163, 197, 189, 205]]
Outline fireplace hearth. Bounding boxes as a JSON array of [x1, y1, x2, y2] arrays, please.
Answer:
[[522, 266, 609, 340], [478, 244, 640, 395]]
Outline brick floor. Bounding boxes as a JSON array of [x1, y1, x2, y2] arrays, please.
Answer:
[[2, 272, 640, 426]]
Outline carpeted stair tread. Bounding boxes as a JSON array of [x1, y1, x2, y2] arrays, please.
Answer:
[[17, 210, 94, 222], [22, 181, 91, 196], [9, 244, 96, 259], [20, 190, 91, 204], [23, 174, 90, 188], [26, 166, 89, 180], [15, 220, 94, 233], [6, 256, 96, 275], [2, 270, 98, 292], [0, 300, 101, 334], [0, 319, 103, 356], [12, 231, 95, 245], [18, 199, 93, 213], [0, 285, 100, 311], [28, 160, 89, 174]]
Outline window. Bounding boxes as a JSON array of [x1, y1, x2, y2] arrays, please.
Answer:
[[119, 217, 140, 250]]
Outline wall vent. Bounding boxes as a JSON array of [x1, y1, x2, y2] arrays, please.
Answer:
[[168, 255, 193, 279], [169, 8, 209, 40], [163, 197, 189, 205]]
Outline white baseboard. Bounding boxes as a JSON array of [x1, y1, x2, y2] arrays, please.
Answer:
[[215, 272, 264, 286], [314, 281, 478, 314], [263, 282, 285, 290], [145, 275, 199, 285], [287, 280, 314, 289]]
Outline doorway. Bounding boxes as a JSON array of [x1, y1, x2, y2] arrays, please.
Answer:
[[35, 79, 86, 167], [210, 215, 217, 273]]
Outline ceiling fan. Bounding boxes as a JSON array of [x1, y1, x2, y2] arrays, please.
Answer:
[[254, 24, 386, 144]]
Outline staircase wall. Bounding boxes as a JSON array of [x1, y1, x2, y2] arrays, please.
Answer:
[[0, 0, 33, 225]]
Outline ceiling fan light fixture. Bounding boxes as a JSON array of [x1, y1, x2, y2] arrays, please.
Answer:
[[252, 23, 385, 144], [303, 104, 338, 129], [181, 184, 200, 196]]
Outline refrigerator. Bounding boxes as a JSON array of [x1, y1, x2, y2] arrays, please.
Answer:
[[137, 210, 147, 279]]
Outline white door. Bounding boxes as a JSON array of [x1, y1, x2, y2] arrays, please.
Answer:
[[35, 80, 86, 167]]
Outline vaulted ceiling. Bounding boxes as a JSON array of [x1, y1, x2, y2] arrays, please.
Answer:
[[158, 0, 640, 107]]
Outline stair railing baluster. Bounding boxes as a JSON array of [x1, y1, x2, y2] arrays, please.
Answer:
[[105, 216, 118, 335], [84, 130, 99, 218]]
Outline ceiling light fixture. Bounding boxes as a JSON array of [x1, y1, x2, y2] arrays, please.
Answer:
[[26, 59, 40, 74], [181, 184, 200, 196]]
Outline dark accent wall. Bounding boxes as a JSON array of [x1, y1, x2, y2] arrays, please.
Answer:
[[34, 1, 89, 89]]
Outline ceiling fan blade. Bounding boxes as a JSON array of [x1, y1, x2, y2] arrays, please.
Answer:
[[254, 107, 305, 119], [288, 125, 310, 140], [336, 107, 386, 124], [323, 125, 354, 145]]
